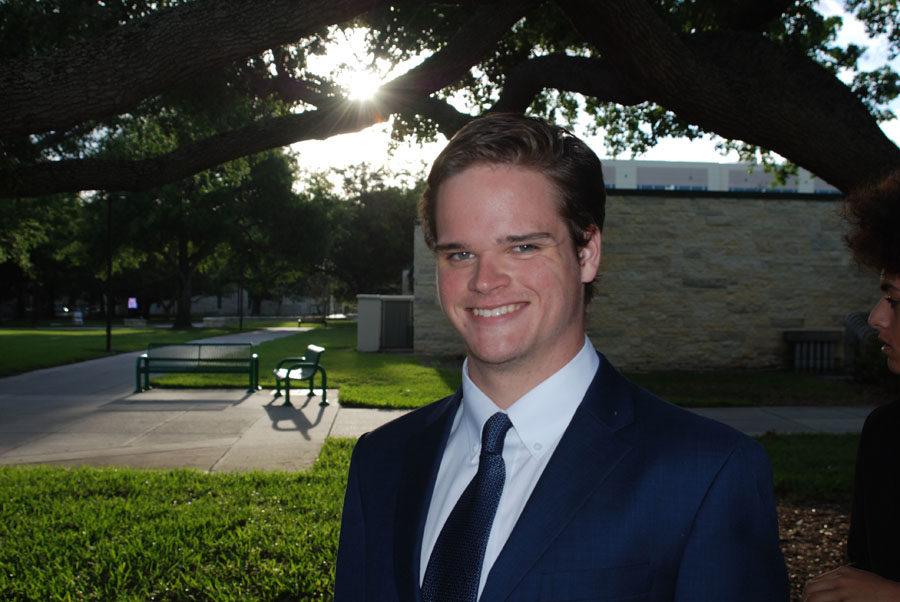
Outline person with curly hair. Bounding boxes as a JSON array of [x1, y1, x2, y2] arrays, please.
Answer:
[[804, 170, 900, 601]]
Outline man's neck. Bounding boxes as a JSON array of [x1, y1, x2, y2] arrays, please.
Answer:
[[466, 338, 588, 409]]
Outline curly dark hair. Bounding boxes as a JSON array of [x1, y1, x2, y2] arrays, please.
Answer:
[[844, 170, 900, 275]]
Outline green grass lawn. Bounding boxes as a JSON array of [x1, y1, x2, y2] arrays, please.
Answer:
[[0, 320, 873, 599], [129, 321, 462, 408], [1, 320, 888, 408], [757, 432, 859, 505], [0, 320, 298, 378], [625, 370, 886, 407], [0, 433, 858, 600], [155, 321, 885, 408], [0, 439, 354, 601]]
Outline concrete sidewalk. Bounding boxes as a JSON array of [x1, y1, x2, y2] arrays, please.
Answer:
[[0, 329, 875, 472]]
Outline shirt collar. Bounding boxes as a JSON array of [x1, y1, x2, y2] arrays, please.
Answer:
[[460, 336, 599, 460]]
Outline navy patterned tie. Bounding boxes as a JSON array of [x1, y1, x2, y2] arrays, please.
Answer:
[[422, 412, 513, 602]]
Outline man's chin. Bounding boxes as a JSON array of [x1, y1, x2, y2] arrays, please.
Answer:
[[465, 346, 524, 371], [887, 357, 900, 375]]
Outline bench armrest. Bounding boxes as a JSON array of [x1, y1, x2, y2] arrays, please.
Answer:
[[275, 356, 309, 370]]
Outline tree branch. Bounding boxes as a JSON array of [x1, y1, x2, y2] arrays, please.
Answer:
[[492, 54, 644, 113], [0, 0, 391, 139], [558, 0, 900, 191], [376, 1, 535, 100], [241, 68, 327, 106], [406, 97, 474, 139], [0, 1, 527, 197], [715, 0, 796, 31]]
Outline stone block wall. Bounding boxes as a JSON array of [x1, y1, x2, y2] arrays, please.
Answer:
[[413, 191, 877, 371]]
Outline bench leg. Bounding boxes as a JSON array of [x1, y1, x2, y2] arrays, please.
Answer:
[[135, 357, 148, 393], [283, 377, 293, 406], [247, 360, 260, 393], [318, 370, 328, 407]]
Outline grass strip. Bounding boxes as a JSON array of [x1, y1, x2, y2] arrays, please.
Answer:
[[627, 371, 882, 407], [2, 321, 887, 409], [0, 439, 353, 601], [0, 321, 299, 378], [0, 433, 858, 600], [757, 432, 859, 505], [154, 321, 461, 408]]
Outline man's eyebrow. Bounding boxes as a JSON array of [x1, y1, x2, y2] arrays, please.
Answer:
[[433, 232, 554, 252], [500, 232, 554, 244], [433, 242, 465, 253]]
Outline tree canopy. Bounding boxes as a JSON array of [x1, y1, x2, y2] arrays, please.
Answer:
[[2, 0, 899, 197]]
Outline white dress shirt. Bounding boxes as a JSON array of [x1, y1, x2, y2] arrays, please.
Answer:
[[419, 336, 600, 599]]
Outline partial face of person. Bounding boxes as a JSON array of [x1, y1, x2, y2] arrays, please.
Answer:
[[868, 272, 900, 374], [433, 163, 601, 385]]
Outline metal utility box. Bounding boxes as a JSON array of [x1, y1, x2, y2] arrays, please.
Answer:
[[357, 294, 414, 352]]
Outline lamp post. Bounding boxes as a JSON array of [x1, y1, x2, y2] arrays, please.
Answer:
[[238, 284, 244, 332], [105, 195, 112, 352]]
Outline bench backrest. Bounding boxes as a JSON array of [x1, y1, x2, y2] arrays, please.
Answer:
[[304, 344, 325, 365], [147, 342, 253, 361]]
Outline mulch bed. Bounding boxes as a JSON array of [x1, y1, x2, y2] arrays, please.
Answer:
[[779, 502, 850, 601]]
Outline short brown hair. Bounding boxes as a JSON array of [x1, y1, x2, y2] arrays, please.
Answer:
[[419, 113, 606, 302], [844, 170, 900, 275]]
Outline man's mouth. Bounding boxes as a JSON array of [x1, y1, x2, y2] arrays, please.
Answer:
[[471, 303, 523, 318]]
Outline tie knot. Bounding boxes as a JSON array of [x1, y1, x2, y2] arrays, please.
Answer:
[[481, 412, 512, 455]]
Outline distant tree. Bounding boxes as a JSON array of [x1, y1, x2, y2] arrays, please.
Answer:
[[328, 167, 420, 298], [1, 0, 898, 197], [0, 194, 82, 320], [222, 153, 336, 316]]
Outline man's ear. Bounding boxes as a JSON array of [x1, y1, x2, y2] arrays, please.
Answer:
[[579, 226, 602, 283]]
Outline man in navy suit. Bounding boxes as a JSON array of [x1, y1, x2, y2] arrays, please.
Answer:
[[335, 113, 788, 601]]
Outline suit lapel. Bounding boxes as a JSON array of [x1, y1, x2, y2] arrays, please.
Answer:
[[481, 355, 636, 600], [393, 391, 462, 602]]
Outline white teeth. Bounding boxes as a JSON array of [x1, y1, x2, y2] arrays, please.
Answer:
[[472, 304, 520, 317]]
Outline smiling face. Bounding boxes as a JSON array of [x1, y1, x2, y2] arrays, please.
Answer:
[[868, 272, 900, 374], [434, 164, 601, 403]]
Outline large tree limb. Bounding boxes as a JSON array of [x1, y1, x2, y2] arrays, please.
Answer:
[[376, 1, 535, 99], [0, 1, 527, 198], [2, 102, 384, 197], [492, 54, 644, 113], [715, 0, 795, 31], [404, 97, 473, 138], [3, 0, 898, 198], [558, 0, 900, 191], [0, 0, 391, 139]]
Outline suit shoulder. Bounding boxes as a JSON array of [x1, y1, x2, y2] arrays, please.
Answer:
[[611, 372, 761, 459]]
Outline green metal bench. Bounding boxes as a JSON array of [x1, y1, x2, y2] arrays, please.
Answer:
[[134, 342, 260, 393], [273, 344, 327, 406]]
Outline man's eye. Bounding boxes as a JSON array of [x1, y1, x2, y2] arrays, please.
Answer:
[[449, 251, 472, 261], [888, 296, 900, 309], [513, 244, 538, 253]]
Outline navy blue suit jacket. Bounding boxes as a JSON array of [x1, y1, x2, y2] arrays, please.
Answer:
[[335, 353, 788, 600]]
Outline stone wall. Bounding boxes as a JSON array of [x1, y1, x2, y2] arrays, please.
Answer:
[[413, 191, 877, 371]]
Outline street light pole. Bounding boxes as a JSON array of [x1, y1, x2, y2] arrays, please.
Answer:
[[105, 195, 112, 352]]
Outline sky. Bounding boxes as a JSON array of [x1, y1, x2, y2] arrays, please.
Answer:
[[290, 1, 900, 180]]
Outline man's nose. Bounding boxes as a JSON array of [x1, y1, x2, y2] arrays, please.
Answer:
[[469, 255, 510, 293], [868, 298, 890, 331]]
